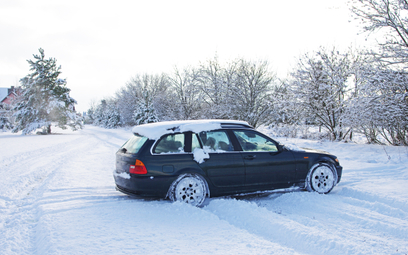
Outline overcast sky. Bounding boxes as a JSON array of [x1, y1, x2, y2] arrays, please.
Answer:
[[0, 0, 366, 112]]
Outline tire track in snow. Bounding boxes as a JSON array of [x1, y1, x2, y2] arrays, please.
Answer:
[[204, 190, 408, 255], [0, 132, 110, 255], [80, 126, 130, 149], [336, 187, 408, 216], [0, 134, 88, 200], [27, 129, 127, 255], [204, 197, 350, 255]]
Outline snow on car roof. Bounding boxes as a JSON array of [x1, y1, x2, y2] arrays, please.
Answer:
[[132, 119, 250, 140]]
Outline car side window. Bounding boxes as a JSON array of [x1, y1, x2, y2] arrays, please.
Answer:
[[233, 130, 278, 152], [153, 133, 185, 154], [198, 131, 234, 152]]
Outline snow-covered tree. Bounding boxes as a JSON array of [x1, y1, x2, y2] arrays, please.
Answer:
[[169, 66, 202, 120], [231, 59, 276, 127], [195, 56, 277, 126], [196, 56, 232, 119], [116, 73, 171, 125], [84, 100, 97, 124], [91, 99, 121, 128], [115, 84, 139, 126], [289, 47, 355, 141], [133, 94, 159, 125], [12, 48, 82, 135], [104, 102, 121, 128], [0, 116, 13, 131], [268, 80, 300, 125], [348, 65, 408, 145], [91, 99, 107, 126]]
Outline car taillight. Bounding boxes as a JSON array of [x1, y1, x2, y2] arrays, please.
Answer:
[[129, 159, 147, 174]]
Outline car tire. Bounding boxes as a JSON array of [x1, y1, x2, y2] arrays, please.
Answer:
[[168, 174, 208, 207], [305, 163, 338, 194]]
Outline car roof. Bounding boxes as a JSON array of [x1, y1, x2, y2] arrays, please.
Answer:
[[132, 119, 252, 140]]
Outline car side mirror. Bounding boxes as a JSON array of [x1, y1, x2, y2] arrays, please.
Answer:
[[277, 144, 285, 152]]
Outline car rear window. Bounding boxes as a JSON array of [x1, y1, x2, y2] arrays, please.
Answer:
[[121, 134, 148, 154]]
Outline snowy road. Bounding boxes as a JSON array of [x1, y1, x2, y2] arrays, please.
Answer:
[[1, 126, 407, 254]]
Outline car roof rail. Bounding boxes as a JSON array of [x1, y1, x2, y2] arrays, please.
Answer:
[[220, 123, 253, 129]]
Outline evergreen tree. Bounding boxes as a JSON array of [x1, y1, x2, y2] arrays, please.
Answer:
[[133, 95, 159, 125], [92, 99, 108, 126], [91, 99, 122, 128], [104, 102, 121, 128], [0, 116, 13, 131], [12, 48, 82, 134]]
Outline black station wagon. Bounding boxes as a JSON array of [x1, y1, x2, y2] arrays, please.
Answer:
[[113, 120, 343, 206]]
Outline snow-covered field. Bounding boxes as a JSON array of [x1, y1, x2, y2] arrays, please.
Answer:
[[1, 125, 407, 255]]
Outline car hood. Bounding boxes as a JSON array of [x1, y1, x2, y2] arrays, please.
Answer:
[[299, 147, 331, 155], [282, 144, 330, 155]]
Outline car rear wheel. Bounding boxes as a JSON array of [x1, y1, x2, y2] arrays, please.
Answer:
[[168, 174, 208, 207], [306, 163, 337, 194]]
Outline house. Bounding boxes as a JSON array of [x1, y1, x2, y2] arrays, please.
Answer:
[[0, 86, 21, 110], [0, 87, 8, 103], [0, 86, 21, 129]]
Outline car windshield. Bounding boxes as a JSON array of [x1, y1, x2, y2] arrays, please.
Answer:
[[121, 134, 148, 154]]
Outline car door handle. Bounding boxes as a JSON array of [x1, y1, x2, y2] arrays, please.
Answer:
[[244, 155, 256, 160]]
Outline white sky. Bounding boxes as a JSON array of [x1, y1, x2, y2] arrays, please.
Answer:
[[0, 0, 368, 112]]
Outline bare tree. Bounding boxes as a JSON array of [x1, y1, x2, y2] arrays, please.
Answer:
[[194, 56, 277, 127], [196, 56, 232, 119], [169, 67, 202, 120], [231, 59, 276, 127], [351, 0, 408, 66], [116, 73, 171, 125]]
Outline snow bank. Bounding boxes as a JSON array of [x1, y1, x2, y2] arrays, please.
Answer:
[[1, 125, 407, 254]]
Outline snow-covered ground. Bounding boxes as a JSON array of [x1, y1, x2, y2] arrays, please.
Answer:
[[1, 125, 407, 255]]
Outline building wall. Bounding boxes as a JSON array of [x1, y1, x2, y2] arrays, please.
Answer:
[[2, 93, 17, 105], [0, 88, 8, 102]]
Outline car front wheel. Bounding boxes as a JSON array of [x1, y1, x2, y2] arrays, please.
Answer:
[[306, 163, 337, 194], [168, 174, 208, 206]]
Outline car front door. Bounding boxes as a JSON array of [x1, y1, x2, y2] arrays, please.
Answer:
[[233, 130, 296, 188]]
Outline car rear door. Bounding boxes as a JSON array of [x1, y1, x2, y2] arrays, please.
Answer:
[[196, 130, 246, 188]]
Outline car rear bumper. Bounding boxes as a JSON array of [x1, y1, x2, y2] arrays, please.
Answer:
[[115, 184, 146, 197], [113, 170, 173, 198]]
